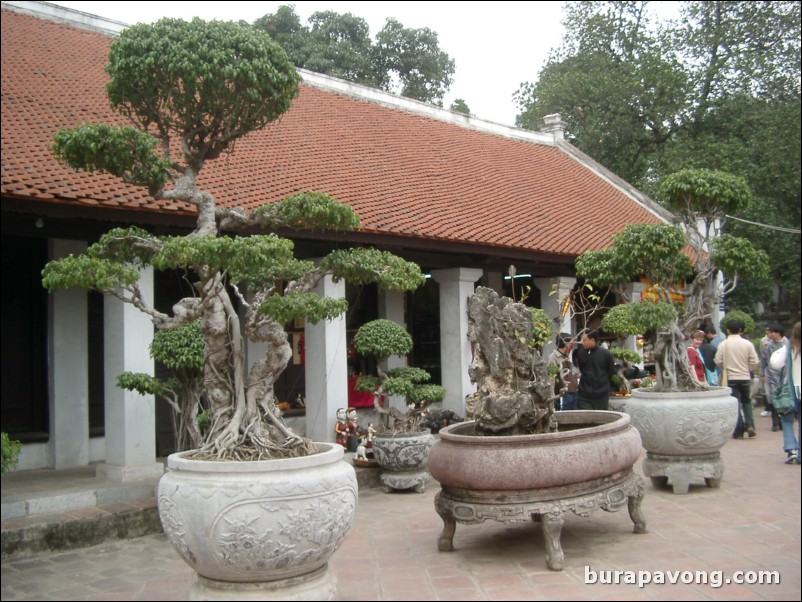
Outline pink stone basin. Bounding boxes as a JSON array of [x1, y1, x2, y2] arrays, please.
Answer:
[[429, 411, 642, 490]]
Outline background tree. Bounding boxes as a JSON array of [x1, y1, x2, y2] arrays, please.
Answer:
[[253, 5, 455, 104], [576, 169, 769, 391], [449, 98, 471, 115], [42, 18, 424, 461], [516, 0, 800, 320]]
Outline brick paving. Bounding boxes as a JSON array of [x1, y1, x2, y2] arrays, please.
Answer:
[[1, 413, 800, 601]]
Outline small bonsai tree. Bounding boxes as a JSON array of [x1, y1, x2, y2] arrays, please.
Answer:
[[576, 169, 769, 391], [41, 18, 424, 460], [116, 320, 206, 452], [353, 319, 445, 434]]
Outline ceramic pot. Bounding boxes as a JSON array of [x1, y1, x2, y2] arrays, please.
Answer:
[[157, 443, 357, 598], [371, 429, 434, 492], [622, 387, 738, 494]]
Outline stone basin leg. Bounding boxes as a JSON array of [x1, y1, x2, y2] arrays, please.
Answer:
[[434, 491, 456, 551], [541, 511, 565, 571], [627, 483, 648, 534]]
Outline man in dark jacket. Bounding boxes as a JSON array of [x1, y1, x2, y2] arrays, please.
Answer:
[[573, 329, 617, 411]]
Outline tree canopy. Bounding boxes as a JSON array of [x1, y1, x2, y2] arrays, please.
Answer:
[[253, 5, 455, 105], [516, 1, 800, 319]]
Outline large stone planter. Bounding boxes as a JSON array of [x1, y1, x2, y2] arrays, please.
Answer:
[[157, 443, 357, 600], [428, 411, 647, 570], [623, 387, 738, 494], [372, 429, 434, 493]]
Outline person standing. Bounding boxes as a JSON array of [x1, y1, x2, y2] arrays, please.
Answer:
[[761, 323, 787, 431], [687, 330, 706, 383], [715, 318, 760, 439], [573, 329, 616, 411], [769, 321, 800, 464]]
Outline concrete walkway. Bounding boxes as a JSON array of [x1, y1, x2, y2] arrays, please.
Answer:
[[1, 413, 800, 601]]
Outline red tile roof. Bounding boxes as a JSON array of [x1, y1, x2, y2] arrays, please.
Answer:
[[2, 5, 666, 259]]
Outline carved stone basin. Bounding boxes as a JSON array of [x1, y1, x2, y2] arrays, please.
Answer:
[[428, 411, 648, 571]]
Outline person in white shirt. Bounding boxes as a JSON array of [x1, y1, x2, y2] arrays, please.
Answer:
[[715, 318, 759, 438]]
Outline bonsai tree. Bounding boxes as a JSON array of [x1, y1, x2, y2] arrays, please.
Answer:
[[352, 319, 445, 433], [42, 18, 424, 460], [720, 310, 755, 337], [576, 169, 769, 391], [116, 320, 206, 452]]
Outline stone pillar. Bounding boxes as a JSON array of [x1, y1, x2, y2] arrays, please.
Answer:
[[621, 281, 648, 362], [378, 290, 407, 412], [304, 275, 348, 443], [48, 239, 89, 468], [533, 276, 576, 359], [431, 268, 483, 416], [96, 266, 163, 482]]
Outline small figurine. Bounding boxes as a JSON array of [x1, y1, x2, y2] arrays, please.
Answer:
[[334, 408, 349, 448], [366, 422, 377, 448], [346, 407, 359, 452], [354, 436, 369, 462]]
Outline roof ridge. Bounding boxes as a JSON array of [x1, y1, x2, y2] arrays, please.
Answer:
[[2, 1, 126, 35]]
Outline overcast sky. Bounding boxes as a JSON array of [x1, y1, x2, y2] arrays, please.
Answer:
[[46, 1, 679, 127]]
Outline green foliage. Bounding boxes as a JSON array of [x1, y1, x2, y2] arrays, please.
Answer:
[[53, 125, 173, 194], [576, 224, 693, 292], [323, 248, 426, 291], [659, 169, 751, 221], [374, 17, 455, 105], [353, 323, 445, 411], [450, 99, 471, 115], [254, 191, 361, 232], [516, 1, 800, 314], [253, 5, 455, 104], [720, 310, 756, 335], [353, 319, 413, 359], [42, 254, 140, 292], [116, 372, 167, 397], [711, 235, 770, 282], [150, 321, 204, 372], [1, 432, 22, 475], [601, 301, 679, 336], [529, 307, 554, 349], [106, 17, 300, 166], [609, 347, 643, 365], [257, 293, 348, 326], [197, 409, 211, 434]]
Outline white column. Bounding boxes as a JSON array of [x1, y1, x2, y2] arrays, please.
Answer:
[[378, 290, 407, 412], [48, 239, 89, 468], [621, 281, 647, 361], [431, 268, 483, 416], [533, 276, 576, 359], [96, 266, 163, 482], [304, 275, 348, 443]]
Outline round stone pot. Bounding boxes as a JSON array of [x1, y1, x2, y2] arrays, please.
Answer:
[[623, 387, 738, 494], [427, 411, 647, 571], [157, 443, 357, 600], [429, 410, 642, 490], [372, 429, 434, 493]]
